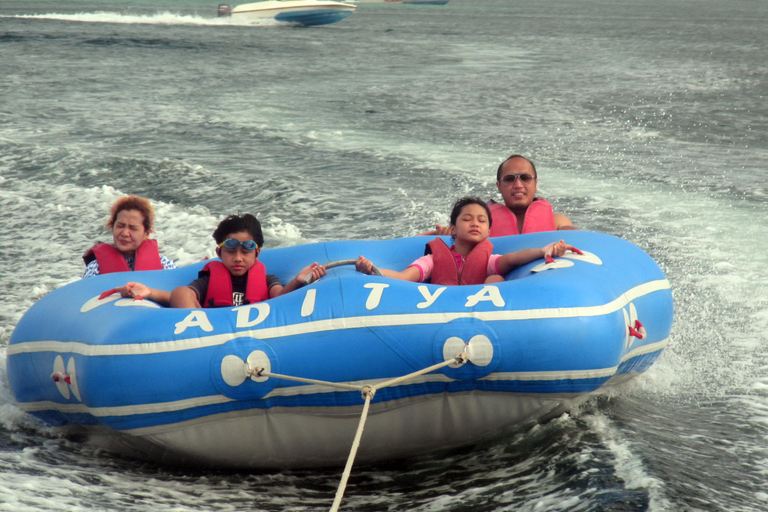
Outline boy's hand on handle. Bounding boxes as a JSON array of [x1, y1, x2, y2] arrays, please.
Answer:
[[299, 262, 327, 285], [355, 256, 375, 275]]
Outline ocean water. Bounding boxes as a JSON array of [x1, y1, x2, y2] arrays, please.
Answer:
[[1, 0, 767, 510]]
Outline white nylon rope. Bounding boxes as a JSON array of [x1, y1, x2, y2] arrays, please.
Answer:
[[249, 369, 363, 391], [329, 387, 373, 512], [248, 352, 470, 512], [249, 353, 468, 394]]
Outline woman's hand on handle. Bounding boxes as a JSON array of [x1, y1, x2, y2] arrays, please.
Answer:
[[116, 282, 151, 300], [113, 281, 171, 306]]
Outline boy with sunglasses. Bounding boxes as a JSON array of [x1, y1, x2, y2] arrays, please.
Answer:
[[114, 214, 324, 307]]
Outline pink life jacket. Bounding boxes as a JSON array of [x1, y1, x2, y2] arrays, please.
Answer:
[[82, 239, 163, 274], [426, 238, 493, 285], [488, 198, 556, 237], [201, 260, 269, 308]]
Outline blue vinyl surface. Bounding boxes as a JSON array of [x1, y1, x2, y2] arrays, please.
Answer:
[[7, 232, 673, 431]]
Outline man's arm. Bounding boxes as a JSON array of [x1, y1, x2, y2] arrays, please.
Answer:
[[554, 213, 577, 230]]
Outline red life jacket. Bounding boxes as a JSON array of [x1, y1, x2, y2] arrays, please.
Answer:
[[201, 260, 269, 308], [426, 238, 493, 286], [488, 198, 556, 237], [82, 239, 163, 274]]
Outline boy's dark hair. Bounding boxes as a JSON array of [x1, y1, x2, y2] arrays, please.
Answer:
[[212, 214, 264, 248], [449, 197, 493, 228]]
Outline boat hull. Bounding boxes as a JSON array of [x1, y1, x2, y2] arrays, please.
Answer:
[[230, 1, 356, 26], [354, 1, 450, 4], [7, 232, 673, 468]]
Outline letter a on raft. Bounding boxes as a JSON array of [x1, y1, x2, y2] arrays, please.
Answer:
[[175, 311, 214, 334], [464, 286, 505, 308]]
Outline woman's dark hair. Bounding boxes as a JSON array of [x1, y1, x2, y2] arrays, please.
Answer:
[[212, 214, 264, 248], [107, 195, 155, 233], [449, 197, 492, 228]]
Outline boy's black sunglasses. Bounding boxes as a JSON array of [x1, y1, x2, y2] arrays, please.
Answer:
[[218, 239, 258, 251], [500, 173, 535, 184]]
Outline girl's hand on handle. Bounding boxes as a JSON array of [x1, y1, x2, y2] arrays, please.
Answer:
[[543, 240, 575, 262], [418, 224, 452, 237], [355, 256, 375, 275]]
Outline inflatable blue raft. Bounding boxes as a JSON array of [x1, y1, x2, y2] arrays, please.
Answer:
[[7, 231, 673, 469]]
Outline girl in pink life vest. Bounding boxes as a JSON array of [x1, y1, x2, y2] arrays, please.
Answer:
[[113, 214, 325, 307], [355, 197, 572, 286], [82, 195, 176, 278]]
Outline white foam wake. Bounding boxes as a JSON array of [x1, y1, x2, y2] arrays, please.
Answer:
[[5, 11, 279, 27]]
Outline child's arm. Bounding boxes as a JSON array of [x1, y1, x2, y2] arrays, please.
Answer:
[[273, 263, 327, 297], [355, 256, 421, 282], [170, 286, 202, 308], [496, 240, 573, 275], [114, 282, 171, 306]]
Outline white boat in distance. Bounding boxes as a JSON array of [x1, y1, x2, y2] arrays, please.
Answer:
[[218, 1, 356, 26], [353, 0, 449, 4]]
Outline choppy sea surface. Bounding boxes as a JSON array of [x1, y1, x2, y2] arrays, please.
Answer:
[[1, 0, 767, 510]]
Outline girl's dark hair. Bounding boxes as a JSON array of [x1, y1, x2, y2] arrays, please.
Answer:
[[212, 214, 264, 248], [449, 197, 492, 227]]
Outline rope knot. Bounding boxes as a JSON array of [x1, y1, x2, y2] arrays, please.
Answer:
[[360, 385, 376, 400], [455, 352, 469, 365]]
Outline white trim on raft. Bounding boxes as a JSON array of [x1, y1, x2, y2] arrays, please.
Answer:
[[7, 279, 670, 357], [16, 337, 668, 418], [620, 338, 668, 363]]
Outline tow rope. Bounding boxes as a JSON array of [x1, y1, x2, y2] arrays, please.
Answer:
[[248, 352, 470, 512]]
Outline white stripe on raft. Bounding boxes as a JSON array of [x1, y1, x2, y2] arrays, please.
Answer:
[[7, 279, 670, 357], [16, 338, 668, 418]]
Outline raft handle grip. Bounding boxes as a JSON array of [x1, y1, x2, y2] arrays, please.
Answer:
[[304, 259, 382, 284]]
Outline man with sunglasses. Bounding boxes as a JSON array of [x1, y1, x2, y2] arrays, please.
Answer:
[[488, 154, 575, 236], [431, 155, 575, 236]]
